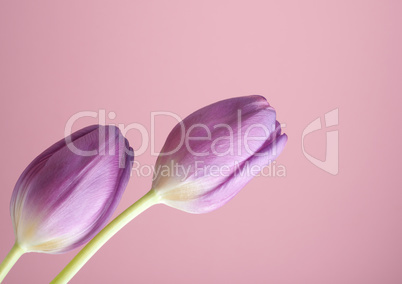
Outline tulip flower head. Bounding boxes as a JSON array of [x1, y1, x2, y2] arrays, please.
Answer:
[[10, 125, 133, 254], [152, 95, 287, 213]]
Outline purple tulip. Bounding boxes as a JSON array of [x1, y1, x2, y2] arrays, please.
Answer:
[[10, 125, 133, 254], [152, 95, 287, 213]]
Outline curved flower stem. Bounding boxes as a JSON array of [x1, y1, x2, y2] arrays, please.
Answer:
[[0, 242, 25, 282], [51, 189, 160, 284]]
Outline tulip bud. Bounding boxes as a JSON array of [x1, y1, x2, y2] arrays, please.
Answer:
[[10, 125, 134, 254], [152, 95, 287, 213]]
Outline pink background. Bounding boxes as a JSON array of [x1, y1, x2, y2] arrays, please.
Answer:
[[0, 1, 401, 283]]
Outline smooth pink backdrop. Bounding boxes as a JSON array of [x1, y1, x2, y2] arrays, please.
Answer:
[[0, 1, 401, 283]]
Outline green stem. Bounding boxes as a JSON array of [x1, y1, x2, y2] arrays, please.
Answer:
[[51, 189, 160, 284], [0, 242, 25, 282]]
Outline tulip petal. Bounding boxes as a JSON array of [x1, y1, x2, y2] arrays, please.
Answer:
[[153, 95, 288, 214], [11, 125, 134, 253], [10, 125, 100, 236], [153, 96, 278, 195]]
